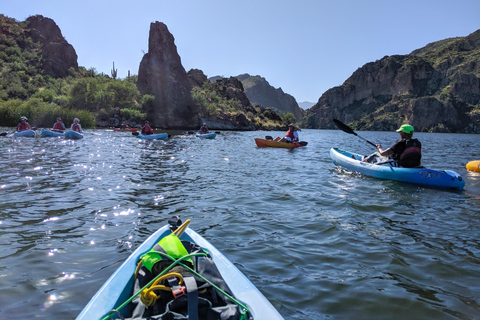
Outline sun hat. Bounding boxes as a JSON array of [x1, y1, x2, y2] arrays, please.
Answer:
[[21, 116, 27, 121], [145, 120, 149, 124], [288, 123, 296, 127], [396, 124, 414, 134], [74, 118, 79, 122], [57, 117, 62, 121]]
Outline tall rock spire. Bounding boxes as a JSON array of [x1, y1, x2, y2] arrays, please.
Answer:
[[137, 22, 198, 128]]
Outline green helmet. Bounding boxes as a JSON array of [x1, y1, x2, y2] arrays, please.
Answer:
[[396, 124, 414, 134]]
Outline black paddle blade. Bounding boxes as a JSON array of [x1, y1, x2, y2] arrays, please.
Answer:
[[299, 141, 308, 146], [0, 132, 7, 136], [333, 119, 356, 135], [132, 131, 139, 136]]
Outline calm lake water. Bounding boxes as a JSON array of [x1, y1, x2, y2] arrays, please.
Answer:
[[0, 129, 479, 320]]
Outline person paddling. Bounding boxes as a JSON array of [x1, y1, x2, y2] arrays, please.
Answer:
[[141, 121, 153, 135], [198, 123, 209, 134], [70, 118, 83, 133], [52, 117, 65, 132], [279, 123, 299, 142], [16, 117, 31, 132], [363, 124, 421, 168]]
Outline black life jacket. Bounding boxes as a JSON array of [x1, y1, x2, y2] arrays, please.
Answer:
[[399, 138, 421, 168]]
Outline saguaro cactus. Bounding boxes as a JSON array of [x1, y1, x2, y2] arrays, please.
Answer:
[[111, 62, 117, 79]]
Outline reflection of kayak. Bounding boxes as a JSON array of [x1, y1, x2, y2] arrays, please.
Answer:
[[114, 128, 138, 132], [136, 133, 168, 140], [255, 138, 307, 148], [76, 218, 284, 320], [41, 129, 64, 137], [13, 130, 36, 137], [64, 130, 84, 140], [330, 148, 465, 190], [466, 160, 480, 172], [196, 132, 216, 139]]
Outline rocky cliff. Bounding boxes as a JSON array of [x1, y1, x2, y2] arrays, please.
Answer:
[[236, 74, 305, 121], [190, 70, 283, 130], [0, 14, 78, 78], [137, 22, 199, 129], [300, 30, 480, 133], [26, 15, 78, 78]]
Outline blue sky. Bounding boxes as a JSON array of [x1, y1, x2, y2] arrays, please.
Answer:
[[3, 0, 480, 103]]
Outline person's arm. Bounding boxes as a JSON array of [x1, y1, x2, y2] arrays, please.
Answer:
[[78, 124, 83, 133], [376, 144, 393, 157]]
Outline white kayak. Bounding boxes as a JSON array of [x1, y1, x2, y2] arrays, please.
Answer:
[[76, 219, 284, 320]]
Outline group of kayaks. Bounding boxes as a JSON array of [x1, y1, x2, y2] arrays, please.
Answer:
[[11, 129, 84, 139], [254, 120, 477, 191]]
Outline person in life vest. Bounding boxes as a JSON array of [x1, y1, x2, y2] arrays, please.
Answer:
[[198, 123, 209, 134], [16, 117, 31, 132], [363, 124, 422, 168], [141, 121, 154, 135], [120, 122, 130, 130], [280, 123, 299, 142], [70, 118, 83, 133], [52, 117, 65, 132]]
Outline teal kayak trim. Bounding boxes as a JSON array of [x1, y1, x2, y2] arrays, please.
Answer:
[[196, 132, 216, 139], [330, 148, 465, 190], [136, 133, 168, 140], [13, 130, 36, 137], [76, 225, 284, 320]]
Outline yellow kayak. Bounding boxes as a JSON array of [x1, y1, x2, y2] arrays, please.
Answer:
[[466, 160, 480, 172]]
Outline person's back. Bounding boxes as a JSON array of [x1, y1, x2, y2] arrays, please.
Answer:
[[395, 138, 422, 168]]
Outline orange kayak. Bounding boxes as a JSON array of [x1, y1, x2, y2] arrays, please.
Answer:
[[255, 138, 307, 148], [114, 128, 138, 132]]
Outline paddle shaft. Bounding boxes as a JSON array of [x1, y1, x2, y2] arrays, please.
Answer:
[[333, 119, 378, 149]]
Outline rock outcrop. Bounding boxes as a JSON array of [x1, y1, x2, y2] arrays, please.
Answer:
[[137, 22, 198, 129], [236, 74, 305, 121], [300, 29, 480, 133], [26, 15, 78, 78]]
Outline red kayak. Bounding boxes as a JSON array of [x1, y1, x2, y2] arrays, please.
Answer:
[[114, 128, 138, 132], [255, 138, 307, 148]]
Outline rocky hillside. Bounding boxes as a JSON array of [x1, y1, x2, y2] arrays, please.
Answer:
[[299, 30, 480, 133], [138, 22, 284, 130], [0, 14, 78, 78], [236, 74, 305, 121]]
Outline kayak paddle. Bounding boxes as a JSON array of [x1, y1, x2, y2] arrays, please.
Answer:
[[333, 119, 378, 149]]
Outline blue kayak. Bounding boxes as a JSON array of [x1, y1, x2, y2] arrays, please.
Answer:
[[64, 130, 84, 140], [41, 129, 64, 137], [330, 148, 465, 190], [13, 130, 36, 138], [136, 133, 168, 140], [76, 220, 284, 320], [196, 132, 216, 139]]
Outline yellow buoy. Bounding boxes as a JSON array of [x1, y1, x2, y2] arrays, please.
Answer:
[[466, 160, 480, 172]]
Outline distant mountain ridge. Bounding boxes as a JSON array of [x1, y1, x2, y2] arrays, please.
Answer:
[[236, 74, 305, 121], [210, 74, 305, 121], [299, 30, 480, 133]]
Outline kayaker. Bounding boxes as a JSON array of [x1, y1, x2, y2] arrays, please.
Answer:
[[280, 123, 299, 142], [141, 121, 154, 135], [52, 117, 65, 132], [119, 122, 130, 130], [70, 118, 83, 133], [363, 124, 422, 168], [16, 116, 31, 132], [199, 123, 209, 134]]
